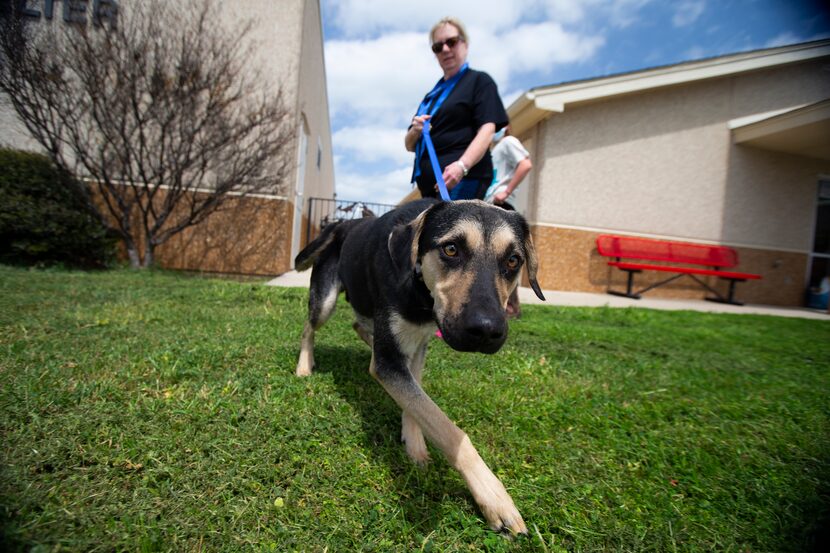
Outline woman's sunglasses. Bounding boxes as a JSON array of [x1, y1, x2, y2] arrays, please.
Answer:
[[431, 36, 462, 54]]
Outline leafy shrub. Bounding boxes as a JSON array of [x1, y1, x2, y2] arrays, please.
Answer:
[[0, 148, 117, 268]]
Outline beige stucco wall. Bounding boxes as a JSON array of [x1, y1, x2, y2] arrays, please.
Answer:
[[217, 0, 303, 96], [530, 58, 830, 254], [296, 0, 334, 201], [217, 0, 333, 201], [1, 0, 334, 275]]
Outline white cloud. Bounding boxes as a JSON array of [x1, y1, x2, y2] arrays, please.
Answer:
[[324, 0, 658, 37], [325, 32, 437, 127], [540, 0, 592, 25], [673, 0, 705, 28], [607, 0, 655, 29], [334, 165, 414, 206], [332, 125, 411, 166], [324, 0, 529, 37], [497, 22, 605, 72], [325, 23, 605, 127], [537, 0, 654, 29]]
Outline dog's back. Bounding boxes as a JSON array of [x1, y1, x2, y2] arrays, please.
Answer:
[[294, 217, 368, 272], [338, 199, 439, 317], [295, 199, 439, 271], [296, 199, 441, 318]]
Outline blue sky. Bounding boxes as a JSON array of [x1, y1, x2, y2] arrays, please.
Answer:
[[320, 0, 830, 205]]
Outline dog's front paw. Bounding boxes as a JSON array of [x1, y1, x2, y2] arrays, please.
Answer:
[[295, 351, 314, 377], [460, 448, 528, 536], [478, 493, 527, 537]]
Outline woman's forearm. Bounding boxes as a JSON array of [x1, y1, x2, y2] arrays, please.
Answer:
[[405, 127, 419, 152], [405, 114, 431, 152], [506, 158, 532, 194], [457, 122, 495, 170], [440, 122, 497, 188]]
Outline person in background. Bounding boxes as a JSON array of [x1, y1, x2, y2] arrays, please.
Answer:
[[484, 125, 532, 211], [485, 125, 532, 318], [405, 17, 508, 200]]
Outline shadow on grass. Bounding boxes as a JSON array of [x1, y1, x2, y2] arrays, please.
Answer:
[[311, 343, 472, 534], [806, 479, 830, 553]]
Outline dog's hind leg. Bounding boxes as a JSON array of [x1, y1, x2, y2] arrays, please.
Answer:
[[401, 342, 430, 464], [295, 258, 340, 377]]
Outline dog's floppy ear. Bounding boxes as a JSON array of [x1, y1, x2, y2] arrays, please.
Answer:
[[388, 208, 429, 275], [522, 223, 546, 301]]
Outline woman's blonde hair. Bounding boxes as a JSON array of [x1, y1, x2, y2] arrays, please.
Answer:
[[429, 17, 469, 45]]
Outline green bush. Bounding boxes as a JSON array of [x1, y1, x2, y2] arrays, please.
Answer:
[[0, 148, 117, 269]]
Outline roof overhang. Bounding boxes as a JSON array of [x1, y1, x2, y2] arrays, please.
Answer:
[[729, 99, 830, 161], [508, 39, 830, 137]]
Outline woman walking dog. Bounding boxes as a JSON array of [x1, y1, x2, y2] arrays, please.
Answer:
[[405, 17, 508, 201]]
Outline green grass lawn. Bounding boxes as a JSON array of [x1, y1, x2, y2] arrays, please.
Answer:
[[0, 265, 828, 552]]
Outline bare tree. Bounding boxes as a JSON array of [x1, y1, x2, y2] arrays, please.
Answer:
[[0, 0, 293, 268]]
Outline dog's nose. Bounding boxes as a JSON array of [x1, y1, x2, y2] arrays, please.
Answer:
[[442, 310, 508, 353], [464, 315, 505, 342]]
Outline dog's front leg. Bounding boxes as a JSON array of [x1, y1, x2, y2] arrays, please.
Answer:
[[401, 343, 429, 464], [371, 353, 527, 535]]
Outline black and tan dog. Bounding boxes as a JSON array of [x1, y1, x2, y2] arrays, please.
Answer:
[[294, 198, 545, 535]]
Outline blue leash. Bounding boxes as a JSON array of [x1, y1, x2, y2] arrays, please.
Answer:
[[421, 123, 452, 202], [411, 63, 469, 202]]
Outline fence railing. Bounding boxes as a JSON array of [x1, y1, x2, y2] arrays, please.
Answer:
[[304, 197, 397, 246]]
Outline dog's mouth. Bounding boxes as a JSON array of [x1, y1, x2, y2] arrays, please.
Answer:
[[437, 313, 508, 354]]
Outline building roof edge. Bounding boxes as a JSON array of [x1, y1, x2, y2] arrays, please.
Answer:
[[508, 39, 830, 133]]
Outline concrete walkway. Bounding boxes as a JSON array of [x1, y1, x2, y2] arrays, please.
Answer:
[[266, 270, 829, 321]]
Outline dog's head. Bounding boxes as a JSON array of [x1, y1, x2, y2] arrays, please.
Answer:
[[389, 200, 545, 354]]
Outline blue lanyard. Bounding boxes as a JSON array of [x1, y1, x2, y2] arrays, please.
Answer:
[[416, 63, 469, 118], [411, 64, 469, 200]]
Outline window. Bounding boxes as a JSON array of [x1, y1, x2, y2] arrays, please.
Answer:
[[316, 138, 323, 171]]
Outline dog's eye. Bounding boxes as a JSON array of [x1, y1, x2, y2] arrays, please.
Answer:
[[442, 243, 458, 257], [506, 254, 521, 270]]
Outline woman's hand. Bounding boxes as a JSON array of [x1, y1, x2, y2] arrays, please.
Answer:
[[437, 122, 496, 191], [411, 114, 430, 132], [441, 160, 466, 190], [405, 115, 431, 152]]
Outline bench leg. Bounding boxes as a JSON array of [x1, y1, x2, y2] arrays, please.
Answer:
[[607, 269, 642, 299], [705, 279, 746, 306]]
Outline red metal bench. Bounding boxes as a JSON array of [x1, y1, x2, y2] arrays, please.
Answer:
[[596, 234, 762, 305]]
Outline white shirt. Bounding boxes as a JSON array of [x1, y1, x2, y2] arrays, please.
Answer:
[[484, 136, 530, 205]]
